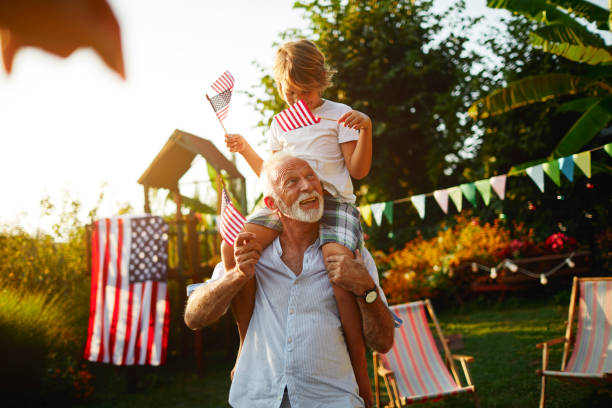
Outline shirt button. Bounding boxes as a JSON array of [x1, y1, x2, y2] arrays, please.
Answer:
[[289, 308, 295, 314], [288, 337, 292, 344]]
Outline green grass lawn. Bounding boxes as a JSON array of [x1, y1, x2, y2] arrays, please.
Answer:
[[64, 296, 611, 408]]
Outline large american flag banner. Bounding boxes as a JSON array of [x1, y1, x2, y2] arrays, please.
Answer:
[[84, 215, 170, 366], [219, 187, 246, 246], [208, 70, 235, 121], [274, 99, 321, 132]]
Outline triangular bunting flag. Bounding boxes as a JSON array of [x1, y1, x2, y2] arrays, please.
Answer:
[[433, 189, 449, 214], [448, 186, 463, 213], [559, 156, 574, 182], [383, 201, 394, 224], [370, 203, 385, 226], [410, 194, 426, 219], [573, 151, 591, 178], [526, 164, 545, 192], [474, 179, 491, 206], [542, 160, 561, 187], [604, 143, 612, 158], [460, 183, 478, 208], [490, 175, 506, 200], [360, 205, 372, 227]]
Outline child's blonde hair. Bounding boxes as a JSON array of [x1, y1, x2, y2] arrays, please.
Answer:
[[273, 39, 335, 93]]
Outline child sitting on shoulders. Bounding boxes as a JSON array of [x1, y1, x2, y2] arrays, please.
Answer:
[[224, 39, 374, 407]]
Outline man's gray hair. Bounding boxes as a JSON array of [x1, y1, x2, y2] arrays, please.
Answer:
[[260, 152, 299, 197]]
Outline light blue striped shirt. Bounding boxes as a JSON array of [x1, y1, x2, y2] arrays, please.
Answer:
[[209, 238, 387, 408]]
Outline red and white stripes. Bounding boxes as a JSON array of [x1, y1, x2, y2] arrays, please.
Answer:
[[219, 188, 247, 246], [84, 217, 170, 366], [274, 99, 321, 132], [210, 70, 235, 94], [381, 301, 473, 402], [565, 280, 612, 374]]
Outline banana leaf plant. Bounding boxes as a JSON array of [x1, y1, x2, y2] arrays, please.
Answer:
[[469, 0, 612, 166]]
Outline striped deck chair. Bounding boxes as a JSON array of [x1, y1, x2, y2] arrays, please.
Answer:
[[536, 277, 612, 408], [373, 300, 479, 407]]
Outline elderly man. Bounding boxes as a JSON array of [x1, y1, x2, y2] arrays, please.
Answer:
[[184, 153, 394, 408]]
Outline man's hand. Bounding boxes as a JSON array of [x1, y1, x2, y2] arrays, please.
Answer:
[[225, 133, 248, 154], [325, 249, 374, 297], [337, 110, 372, 132], [232, 232, 261, 280]]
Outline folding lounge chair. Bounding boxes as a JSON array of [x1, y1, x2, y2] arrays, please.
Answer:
[[373, 300, 479, 407], [536, 277, 612, 408]]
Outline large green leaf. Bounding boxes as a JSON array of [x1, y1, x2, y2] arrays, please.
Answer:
[[530, 28, 612, 65], [547, 0, 611, 31], [487, 0, 572, 24], [468, 73, 601, 119], [557, 96, 601, 112], [552, 95, 612, 157], [532, 23, 605, 47]]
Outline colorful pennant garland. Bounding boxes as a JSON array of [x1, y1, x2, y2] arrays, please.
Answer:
[[357, 143, 609, 225]]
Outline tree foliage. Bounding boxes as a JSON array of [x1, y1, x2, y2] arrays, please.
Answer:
[[250, 0, 496, 244]]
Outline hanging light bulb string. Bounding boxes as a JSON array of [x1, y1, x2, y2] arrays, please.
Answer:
[[470, 252, 576, 285]]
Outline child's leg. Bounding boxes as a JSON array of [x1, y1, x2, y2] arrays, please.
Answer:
[[225, 223, 279, 379], [322, 242, 372, 408]]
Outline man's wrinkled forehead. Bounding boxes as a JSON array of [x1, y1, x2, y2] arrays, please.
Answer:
[[270, 157, 312, 184]]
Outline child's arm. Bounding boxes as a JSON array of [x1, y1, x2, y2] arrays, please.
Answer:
[[225, 133, 264, 177], [337, 110, 372, 180]]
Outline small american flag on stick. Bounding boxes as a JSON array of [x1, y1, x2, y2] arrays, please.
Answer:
[[219, 187, 246, 246], [274, 99, 322, 132], [207, 70, 235, 122]]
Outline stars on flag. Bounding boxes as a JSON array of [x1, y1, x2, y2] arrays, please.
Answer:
[[207, 70, 235, 122]]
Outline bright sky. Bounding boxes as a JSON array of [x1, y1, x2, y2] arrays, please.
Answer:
[[0, 0, 608, 234]]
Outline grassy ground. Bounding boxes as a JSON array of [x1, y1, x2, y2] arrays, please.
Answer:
[[62, 295, 611, 408]]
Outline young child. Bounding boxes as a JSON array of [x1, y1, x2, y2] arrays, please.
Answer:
[[224, 39, 373, 407]]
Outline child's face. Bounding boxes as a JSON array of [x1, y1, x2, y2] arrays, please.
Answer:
[[279, 82, 323, 110]]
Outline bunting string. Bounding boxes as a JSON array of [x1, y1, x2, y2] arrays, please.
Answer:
[[359, 142, 612, 225]]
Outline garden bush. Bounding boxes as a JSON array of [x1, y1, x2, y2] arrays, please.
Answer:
[[0, 284, 93, 405], [377, 213, 586, 305]]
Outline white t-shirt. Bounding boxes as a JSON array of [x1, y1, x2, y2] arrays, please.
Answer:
[[268, 99, 360, 203]]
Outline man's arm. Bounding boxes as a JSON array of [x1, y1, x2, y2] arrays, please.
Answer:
[[184, 232, 261, 330], [325, 249, 394, 353]]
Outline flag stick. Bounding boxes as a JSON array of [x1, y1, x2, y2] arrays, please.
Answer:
[[206, 94, 229, 134]]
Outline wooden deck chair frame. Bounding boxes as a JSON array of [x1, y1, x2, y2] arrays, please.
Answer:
[[536, 277, 612, 408], [373, 299, 479, 407]]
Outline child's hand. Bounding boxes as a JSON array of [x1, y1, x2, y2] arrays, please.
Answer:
[[225, 133, 248, 153], [337, 110, 372, 131]]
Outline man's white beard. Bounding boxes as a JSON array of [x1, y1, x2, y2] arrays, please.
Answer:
[[276, 191, 324, 223]]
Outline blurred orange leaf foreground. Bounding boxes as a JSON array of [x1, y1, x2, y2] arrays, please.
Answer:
[[0, 0, 124, 78]]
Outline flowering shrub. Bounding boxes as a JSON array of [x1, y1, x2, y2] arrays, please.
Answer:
[[545, 233, 578, 253], [380, 215, 510, 304], [379, 214, 585, 304]]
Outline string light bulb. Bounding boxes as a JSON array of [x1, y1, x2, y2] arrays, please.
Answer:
[[566, 258, 575, 268], [540, 274, 548, 285], [505, 260, 518, 273], [490, 267, 497, 279], [471, 262, 479, 273]]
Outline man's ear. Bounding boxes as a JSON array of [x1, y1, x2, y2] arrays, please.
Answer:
[[264, 196, 277, 211]]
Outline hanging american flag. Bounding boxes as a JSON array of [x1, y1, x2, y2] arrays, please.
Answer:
[[84, 215, 170, 366], [207, 70, 235, 121], [219, 187, 246, 246], [274, 99, 321, 132]]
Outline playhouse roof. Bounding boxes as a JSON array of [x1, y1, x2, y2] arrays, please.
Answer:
[[137, 129, 243, 190]]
